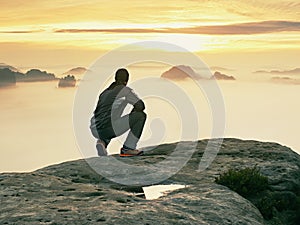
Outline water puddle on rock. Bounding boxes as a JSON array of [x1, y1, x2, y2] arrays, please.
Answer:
[[142, 184, 186, 200]]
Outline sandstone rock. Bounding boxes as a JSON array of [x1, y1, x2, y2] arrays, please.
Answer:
[[0, 139, 299, 224]]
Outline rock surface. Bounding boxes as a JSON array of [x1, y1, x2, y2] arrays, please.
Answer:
[[1, 139, 299, 224]]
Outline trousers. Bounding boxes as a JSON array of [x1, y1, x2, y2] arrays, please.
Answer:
[[91, 111, 146, 149]]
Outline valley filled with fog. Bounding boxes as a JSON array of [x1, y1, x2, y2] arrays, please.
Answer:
[[1, 77, 299, 172]]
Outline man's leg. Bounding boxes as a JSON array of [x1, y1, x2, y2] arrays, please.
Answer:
[[96, 127, 113, 147], [109, 111, 146, 150], [94, 128, 114, 156], [123, 111, 147, 149], [90, 116, 109, 156], [99, 111, 146, 153]]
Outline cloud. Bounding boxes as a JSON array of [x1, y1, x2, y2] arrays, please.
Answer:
[[55, 28, 158, 34], [180, 21, 300, 35], [225, 1, 300, 21], [0, 29, 44, 34], [54, 20, 300, 35], [254, 68, 300, 75]]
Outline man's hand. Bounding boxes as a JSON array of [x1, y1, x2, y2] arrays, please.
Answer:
[[133, 100, 145, 111]]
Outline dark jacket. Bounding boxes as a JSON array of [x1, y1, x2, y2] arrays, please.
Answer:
[[91, 82, 145, 130]]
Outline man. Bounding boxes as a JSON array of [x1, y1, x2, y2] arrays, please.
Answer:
[[90, 68, 146, 157]]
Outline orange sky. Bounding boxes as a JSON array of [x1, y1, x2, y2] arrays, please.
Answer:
[[0, 0, 299, 75]]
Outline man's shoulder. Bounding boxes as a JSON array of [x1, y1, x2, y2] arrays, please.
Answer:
[[104, 84, 135, 96], [118, 85, 133, 93]]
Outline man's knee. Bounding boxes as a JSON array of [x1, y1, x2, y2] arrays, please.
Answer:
[[140, 111, 147, 119], [138, 111, 147, 121], [131, 111, 147, 121]]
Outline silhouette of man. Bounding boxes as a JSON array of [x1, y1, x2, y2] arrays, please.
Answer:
[[90, 68, 146, 156]]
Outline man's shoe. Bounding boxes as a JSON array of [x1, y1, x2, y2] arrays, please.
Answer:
[[120, 147, 144, 157], [96, 139, 108, 156]]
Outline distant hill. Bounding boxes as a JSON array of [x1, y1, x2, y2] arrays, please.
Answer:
[[161, 65, 236, 80], [0, 68, 16, 87], [63, 67, 89, 76], [0, 64, 59, 83], [211, 71, 235, 80], [58, 75, 76, 88], [0, 63, 20, 73], [161, 65, 205, 80], [17, 69, 57, 82]]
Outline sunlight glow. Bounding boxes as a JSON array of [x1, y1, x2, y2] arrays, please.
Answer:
[[0, 0, 299, 71]]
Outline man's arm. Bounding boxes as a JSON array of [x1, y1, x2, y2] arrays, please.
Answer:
[[125, 87, 145, 111], [133, 99, 145, 111]]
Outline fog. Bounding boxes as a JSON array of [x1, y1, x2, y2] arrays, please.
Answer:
[[1, 78, 299, 172], [0, 82, 80, 172]]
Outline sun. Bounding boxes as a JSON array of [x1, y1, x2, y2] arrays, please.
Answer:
[[152, 34, 217, 52]]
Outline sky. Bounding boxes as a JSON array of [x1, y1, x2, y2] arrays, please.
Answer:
[[0, 0, 300, 172], [0, 0, 299, 75]]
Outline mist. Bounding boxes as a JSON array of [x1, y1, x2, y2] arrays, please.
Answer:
[[1, 77, 299, 172], [0, 82, 81, 172]]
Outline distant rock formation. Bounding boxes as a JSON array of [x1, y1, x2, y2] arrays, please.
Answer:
[[63, 67, 88, 77], [1, 139, 299, 224], [161, 65, 236, 80], [0, 68, 16, 87], [58, 75, 76, 87], [211, 71, 236, 80], [0, 63, 20, 72], [0, 67, 57, 84], [17, 69, 56, 82], [161, 65, 201, 80]]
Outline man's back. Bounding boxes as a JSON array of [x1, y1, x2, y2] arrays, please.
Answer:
[[94, 82, 144, 130], [94, 83, 126, 129]]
